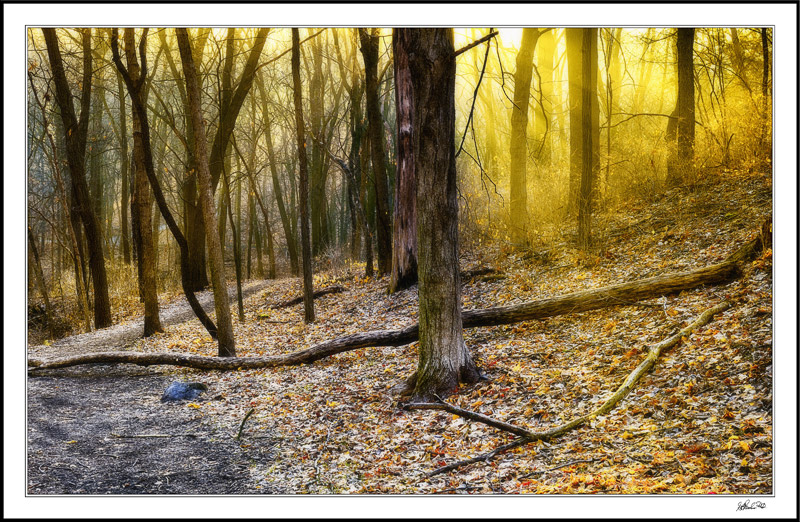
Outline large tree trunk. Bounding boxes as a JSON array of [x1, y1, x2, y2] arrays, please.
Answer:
[[292, 28, 316, 323], [42, 28, 113, 329], [124, 28, 163, 337], [359, 28, 392, 275], [177, 28, 236, 357], [388, 30, 418, 294], [397, 28, 481, 401], [509, 28, 539, 245], [668, 28, 695, 187]]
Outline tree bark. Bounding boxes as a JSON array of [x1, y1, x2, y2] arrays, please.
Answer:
[[398, 28, 481, 401], [668, 28, 695, 187], [359, 28, 392, 275], [117, 72, 131, 265], [177, 28, 236, 356], [292, 28, 316, 323], [42, 28, 113, 329], [123, 28, 163, 337], [578, 28, 597, 251], [388, 30, 418, 294], [509, 28, 539, 245]]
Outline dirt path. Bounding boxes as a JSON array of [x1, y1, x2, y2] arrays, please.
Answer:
[[27, 279, 284, 494], [28, 279, 273, 361]]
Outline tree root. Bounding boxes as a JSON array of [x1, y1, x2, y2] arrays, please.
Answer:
[[411, 301, 731, 477]]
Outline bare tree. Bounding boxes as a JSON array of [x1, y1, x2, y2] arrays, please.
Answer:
[[42, 28, 113, 329], [292, 28, 316, 324], [509, 28, 540, 245], [359, 28, 392, 275], [176, 28, 236, 356], [667, 28, 695, 187]]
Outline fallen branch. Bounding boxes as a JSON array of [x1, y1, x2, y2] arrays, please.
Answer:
[[271, 285, 345, 309], [420, 301, 731, 476], [28, 223, 766, 372]]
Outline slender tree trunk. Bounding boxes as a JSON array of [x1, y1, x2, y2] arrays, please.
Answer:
[[397, 28, 481, 401], [510, 28, 540, 244], [28, 227, 55, 338], [222, 157, 244, 321], [292, 28, 316, 323], [535, 28, 555, 167], [177, 27, 236, 356], [761, 28, 772, 166], [359, 28, 392, 275], [117, 72, 131, 265], [43, 28, 113, 329], [668, 28, 695, 187], [360, 133, 374, 277], [389, 29, 418, 294], [255, 73, 299, 275], [578, 28, 597, 251], [124, 28, 163, 336], [28, 71, 93, 332]]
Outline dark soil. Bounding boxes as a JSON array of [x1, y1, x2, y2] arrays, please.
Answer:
[[27, 364, 284, 494], [27, 280, 284, 495]]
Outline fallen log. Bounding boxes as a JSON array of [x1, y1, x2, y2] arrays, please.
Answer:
[[271, 285, 345, 309], [28, 225, 767, 372], [413, 301, 731, 477]]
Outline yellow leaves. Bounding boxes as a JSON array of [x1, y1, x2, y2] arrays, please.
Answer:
[[65, 440, 78, 444], [738, 440, 751, 453], [622, 431, 633, 440], [186, 403, 201, 409]]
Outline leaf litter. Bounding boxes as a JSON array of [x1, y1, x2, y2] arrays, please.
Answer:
[[27, 169, 772, 494]]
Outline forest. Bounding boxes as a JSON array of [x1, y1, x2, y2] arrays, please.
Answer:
[[25, 26, 774, 496]]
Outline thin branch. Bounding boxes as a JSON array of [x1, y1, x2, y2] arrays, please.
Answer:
[[453, 30, 498, 57]]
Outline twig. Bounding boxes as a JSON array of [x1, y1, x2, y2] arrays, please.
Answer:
[[520, 458, 596, 479], [236, 408, 255, 440], [427, 438, 528, 478]]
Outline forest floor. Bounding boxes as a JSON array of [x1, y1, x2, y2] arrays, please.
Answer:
[[26, 168, 773, 495]]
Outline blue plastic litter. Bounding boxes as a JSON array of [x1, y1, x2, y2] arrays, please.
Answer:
[[161, 381, 208, 402]]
